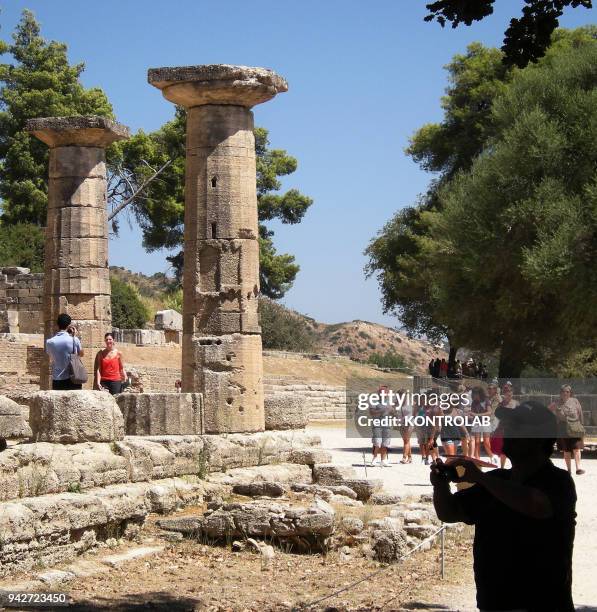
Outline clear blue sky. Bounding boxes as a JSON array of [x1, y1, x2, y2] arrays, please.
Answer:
[[2, 1, 593, 326]]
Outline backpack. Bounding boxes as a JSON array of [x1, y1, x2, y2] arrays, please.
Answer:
[[69, 336, 88, 384]]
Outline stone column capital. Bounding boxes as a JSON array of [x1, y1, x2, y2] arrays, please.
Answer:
[[147, 64, 287, 108], [26, 116, 130, 148]]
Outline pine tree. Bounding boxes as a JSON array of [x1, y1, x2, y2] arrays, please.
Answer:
[[0, 9, 113, 226]]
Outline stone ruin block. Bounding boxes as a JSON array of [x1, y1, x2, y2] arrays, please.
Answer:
[[265, 394, 308, 430], [116, 393, 203, 436], [1, 310, 19, 333], [1, 266, 30, 276], [45, 267, 110, 296], [112, 328, 166, 346], [29, 391, 125, 443], [181, 239, 260, 335], [0, 396, 32, 439], [47, 206, 108, 242], [48, 176, 106, 209], [183, 334, 263, 433], [48, 145, 106, 179], [154, 309, 183, 331], [57, 294, 111, 322], [48, 237, 109, 269]]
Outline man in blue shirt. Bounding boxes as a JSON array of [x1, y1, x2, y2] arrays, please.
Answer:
[[45, 313, 85, 390]]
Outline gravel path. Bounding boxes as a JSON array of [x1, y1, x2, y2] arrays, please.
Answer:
[[309, 422, 597, 609]]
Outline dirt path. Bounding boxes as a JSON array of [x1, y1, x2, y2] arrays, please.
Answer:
[[50, 525, 476, 611]]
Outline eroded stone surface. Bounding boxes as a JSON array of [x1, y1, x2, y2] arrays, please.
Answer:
[[231, 481, 286, 498], [312, 463, 357, 484], [0, 476, 213, 577], [206, 463, 312, 487], [265, 394, 308, 430], [116, 393, 203, 435], [29, 391, 124, 443], [369, 517, 409, 562], [0, 431, 321, 502], [0, 395, 31, 438], [158, 498, 333, 550], [148, 64, 287, 108], [154, 309, 182, 331], [186, 334, 264, 433], [26, 116, 129, 148], [149, 66, 287, 433], [27, 116, 129, 389]]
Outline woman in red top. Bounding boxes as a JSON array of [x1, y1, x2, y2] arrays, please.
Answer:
[[94, 333, 126, 395]]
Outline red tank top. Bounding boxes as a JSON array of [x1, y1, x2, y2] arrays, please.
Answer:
[[100, 353, 120, 381]]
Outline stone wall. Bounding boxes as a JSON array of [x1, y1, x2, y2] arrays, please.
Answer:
[[264, 375, 347, 420], [0, 431, 318, 577], [0, 267, 44, 334], [0, 335, 44, 391], [0, 338, 352, 419], [112, 328, 182, 346]]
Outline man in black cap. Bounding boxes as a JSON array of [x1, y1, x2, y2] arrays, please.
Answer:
[[431, 400, 576, 612]]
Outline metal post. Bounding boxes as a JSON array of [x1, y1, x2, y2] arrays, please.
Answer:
[[440, 524, 445, 579]]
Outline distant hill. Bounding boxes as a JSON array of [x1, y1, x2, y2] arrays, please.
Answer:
[[259, 298, 441, 373], [314, 318, 441, 372], [109, 266, 174, 298], [110, 268, 441, 372]]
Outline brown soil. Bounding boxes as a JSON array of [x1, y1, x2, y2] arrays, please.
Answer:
[[49, 516, 475, 611]]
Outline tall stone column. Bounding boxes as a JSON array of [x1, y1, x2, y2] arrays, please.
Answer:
[[26, 117, 129, 389], [148, 65, 287, 433]]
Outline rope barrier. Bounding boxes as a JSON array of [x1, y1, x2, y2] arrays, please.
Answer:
[[302, 523, 450, 609]]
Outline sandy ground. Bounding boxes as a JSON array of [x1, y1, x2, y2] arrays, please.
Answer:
[[307, 422, 597, 609]]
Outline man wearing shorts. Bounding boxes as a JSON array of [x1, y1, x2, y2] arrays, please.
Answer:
[[369, 385, 393, 467]]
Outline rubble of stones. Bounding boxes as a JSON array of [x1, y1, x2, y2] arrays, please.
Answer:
[[157, 478, 444, 564]]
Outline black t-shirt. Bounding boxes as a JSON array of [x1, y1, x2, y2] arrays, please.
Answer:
[[454, 461, 576, 612]]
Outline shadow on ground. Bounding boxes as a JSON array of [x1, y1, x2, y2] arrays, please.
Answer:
[[67, 593, 201, 611], [399, 603, 452, 610]]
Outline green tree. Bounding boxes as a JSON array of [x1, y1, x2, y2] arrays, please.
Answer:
[[406, 43, 509, 181], [259, 297, 318, 352], [110, 278, 149, 329], [366, 43, 510, 361], [424, 34, 597, 377], [111, 113, 313, 299], [0, 10, 113, 227], [424, 0, 592, 67], [0, 222, 44, 271], [367, 351, 411, 370]]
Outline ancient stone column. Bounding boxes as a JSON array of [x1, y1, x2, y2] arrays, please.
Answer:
[[26, 116, 129, 389], [148, 65, 287, 433]]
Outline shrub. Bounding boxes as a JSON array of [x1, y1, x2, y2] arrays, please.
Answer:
[[0, 223, 44, 271], [163, 288, 183, 312], [259, 297, 318, 352], [368, 351, 410, 370], [111, 278, 150, 329]]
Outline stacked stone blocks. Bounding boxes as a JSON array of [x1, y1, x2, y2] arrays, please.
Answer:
[[0, 267, 44, 334], [26, 117, 129, 388], [148, 65, 288, 433]]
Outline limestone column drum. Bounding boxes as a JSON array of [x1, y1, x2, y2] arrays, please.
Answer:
[[148, 65, 288, 433], [26, 116, 129, 389]]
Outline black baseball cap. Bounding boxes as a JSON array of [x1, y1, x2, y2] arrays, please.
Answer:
[[496, 400, 557, 438]]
